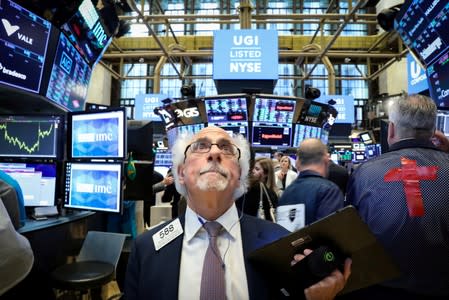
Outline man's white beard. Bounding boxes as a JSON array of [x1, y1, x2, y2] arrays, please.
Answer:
[[196, 173, 228, 191]]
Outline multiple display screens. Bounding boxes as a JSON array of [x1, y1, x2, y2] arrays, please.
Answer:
[[0, 162, 58, 207], [395, 0, 449, 107]]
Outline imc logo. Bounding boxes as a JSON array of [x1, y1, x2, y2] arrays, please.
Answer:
[[1, 18, 33, 45], [60, 52, 73, 74]]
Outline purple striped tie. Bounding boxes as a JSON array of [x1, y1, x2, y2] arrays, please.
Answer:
[[200, 221, 226, 300]]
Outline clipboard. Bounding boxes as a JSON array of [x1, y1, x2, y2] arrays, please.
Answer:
[[248, 206, 401, 295]]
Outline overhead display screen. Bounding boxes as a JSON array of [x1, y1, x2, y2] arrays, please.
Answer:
[[204, 96, 248, 123], [45, 32, 92, 111], [253, 96, 296, 123], [0, 0, 52, 93], [61, 0, 113, 66], [395, 0, 449, 67]]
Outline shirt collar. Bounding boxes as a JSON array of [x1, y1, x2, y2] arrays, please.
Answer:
[[184, 203, 240, 243], [388, 138, 438, 152]]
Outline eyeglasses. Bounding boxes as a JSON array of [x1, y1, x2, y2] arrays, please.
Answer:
[[184, 140, 241, 160]]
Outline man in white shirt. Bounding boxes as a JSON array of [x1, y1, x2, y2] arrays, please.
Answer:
[[125, 127, 351, 299]]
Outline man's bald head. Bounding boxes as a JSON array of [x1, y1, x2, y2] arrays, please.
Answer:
[[296, 138, 328, 168]]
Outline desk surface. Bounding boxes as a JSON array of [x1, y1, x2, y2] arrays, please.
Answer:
[[18, 211, 95, 234]]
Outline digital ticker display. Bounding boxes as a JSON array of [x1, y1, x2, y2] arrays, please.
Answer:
[[427, 49, 449, 107], [205, 96, 248, 137], [0, 114, 63, 158], [253, 96, 296, 123], [0, 0, 51, 93], [252, 122, 292, 147], [61, 0, 113, 66], [64, 161, 122, 213], [45, 33, 92, 111], [395, 0, 449, 67]]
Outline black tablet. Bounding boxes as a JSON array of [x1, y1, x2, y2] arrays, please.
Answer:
[[248, 206, 401, 296]]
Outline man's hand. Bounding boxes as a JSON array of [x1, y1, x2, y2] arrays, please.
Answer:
[[431, 130, 449, 153], [292, 249, 352, 300]]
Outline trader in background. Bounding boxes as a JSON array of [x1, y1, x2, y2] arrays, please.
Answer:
[[125, 127, 351, 300], [346, 94, 449, 299], [277, 138, 344, 231]]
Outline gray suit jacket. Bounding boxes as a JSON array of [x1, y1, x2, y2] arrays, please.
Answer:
[[124, 214, 289, 299]]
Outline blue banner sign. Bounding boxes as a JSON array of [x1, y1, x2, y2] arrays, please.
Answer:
[[213, 29, 278, 80]]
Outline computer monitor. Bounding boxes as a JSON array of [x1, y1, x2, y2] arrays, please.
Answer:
[[0, 114, 64, 159], [68, 108, 127, 160], [0, 0, 52, 93], [292, 124, 322, 147], [204, 94, 249, 137], [0, 162, 58, 207], [251, 122, 292, 147], [44, 32, 92, 111], [359, 131, 375, 145], [64, 161, 123, 213], [427, 50, 449, 108], [436, 109, 449, 137], [252, 95, 297, 123], [127, 120, 153, 161]]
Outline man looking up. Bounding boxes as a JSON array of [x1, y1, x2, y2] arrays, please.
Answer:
[[125, 127, 351, 300]]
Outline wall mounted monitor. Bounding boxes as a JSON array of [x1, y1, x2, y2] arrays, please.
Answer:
[[292, 124, 322, 148], [64, 161, 123, 213], [394, 0, 449, 68], [68, 108, 126, 160], [252, 95, 296, 123], [0, 162, 58, 207], [61, 0, 115, 66], [0, 114, 64, 159], [427, 50, 449, 108], [166, 123, 205, 149], [252, 122, 292, 147], [0, 0, 52, 93], [44, 32, 92, 111], [127, 120, 153, 161]]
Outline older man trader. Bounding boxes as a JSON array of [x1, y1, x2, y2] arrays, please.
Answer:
[[125, 126, 351, 300]]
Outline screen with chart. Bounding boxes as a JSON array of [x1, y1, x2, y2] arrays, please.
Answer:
[[68, 108, 126, 160], [0, 162, 58, 207], [427, 49, 449, 108], [0, 114, 64, 159], [395, 0, 449, 68], [45, 32, 92, 111], [0, 0, 52, 93], [252, 122, 292, 147], [64, 161, 123, 213]]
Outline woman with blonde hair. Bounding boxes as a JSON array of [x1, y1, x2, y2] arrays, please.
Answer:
[[236, 157, 279, 222], [275, 155, 297, 195]]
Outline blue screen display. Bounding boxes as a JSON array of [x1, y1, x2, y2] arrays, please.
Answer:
[[205, 96, 248, 122], [64, 162, 122, 213], [0, 0, 51, 93], [45, 33, 92, 111], [70, 109, 126, 159], [252, 122, 292, 147], [292, 124, 322, 147]]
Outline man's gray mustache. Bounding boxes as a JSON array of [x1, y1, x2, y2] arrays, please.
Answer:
[[199, 164, 229, 178]]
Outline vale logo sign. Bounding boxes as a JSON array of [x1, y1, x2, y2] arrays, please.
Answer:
[[1, 18, 33, 45]]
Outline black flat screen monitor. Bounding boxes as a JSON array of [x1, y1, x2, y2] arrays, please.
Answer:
[[44, 32, 92, 111], [0, 0, 52, 93], [68, 108, 127, 160], [204, 94, 249, 122], [61, 0, 114, 66], [252, 122, 292, 147], [64, 161, 123, 213], [0, 114, 64, 159], [0, 162, 58, 207], [127, 120, 153, 161], [394, 0, 449, 68]]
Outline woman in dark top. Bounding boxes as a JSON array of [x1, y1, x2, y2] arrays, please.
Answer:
[[236, 157, 279, 222]]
